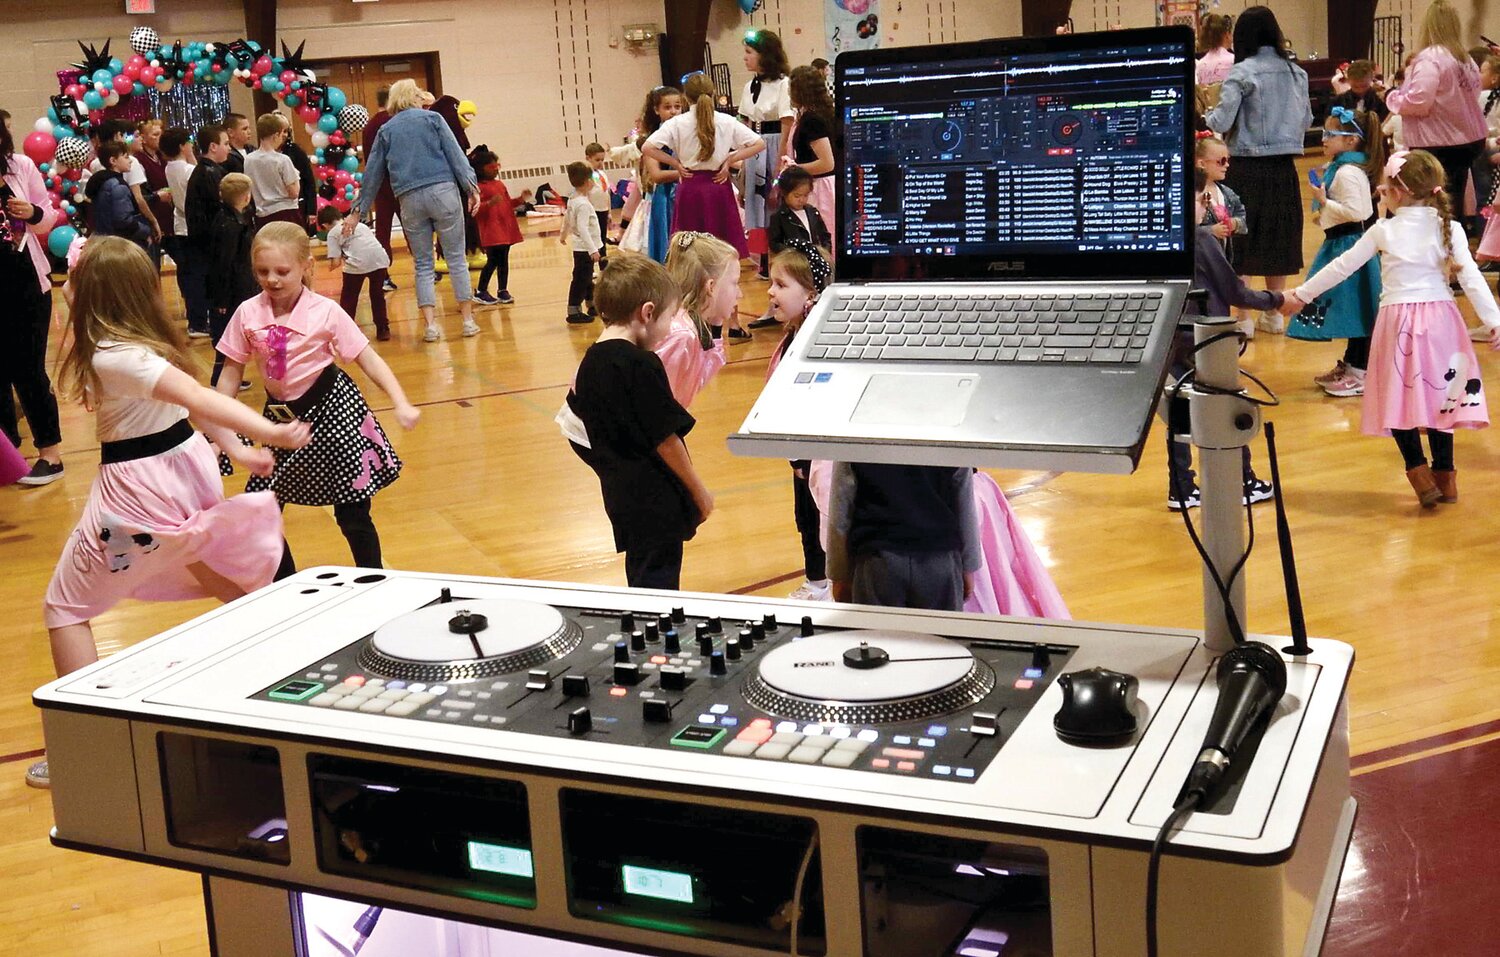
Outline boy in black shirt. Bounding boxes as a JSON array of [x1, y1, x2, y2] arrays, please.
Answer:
[[204, 173, 259, 386], [559, 253, 713, 588]]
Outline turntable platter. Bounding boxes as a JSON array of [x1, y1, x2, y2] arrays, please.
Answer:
[[743, 631, 995, 724], [358, 598, 582, 682]]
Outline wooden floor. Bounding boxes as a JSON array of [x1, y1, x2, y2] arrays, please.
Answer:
[[5, 163, 1500, 953]]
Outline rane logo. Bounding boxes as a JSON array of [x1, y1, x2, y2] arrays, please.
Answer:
[[793, 660, 837, 668], [986, 260, 1026, 273]]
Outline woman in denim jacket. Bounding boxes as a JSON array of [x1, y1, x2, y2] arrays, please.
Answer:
[[1205, 6, 1312, 333]]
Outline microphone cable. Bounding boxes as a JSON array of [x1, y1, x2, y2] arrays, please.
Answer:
[[1145, 792, 1203, 957]]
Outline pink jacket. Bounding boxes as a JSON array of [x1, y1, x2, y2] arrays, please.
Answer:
[[653, 309, 726, 408], [3, 155, 57, 294], [1387, 47, 1487, 148]]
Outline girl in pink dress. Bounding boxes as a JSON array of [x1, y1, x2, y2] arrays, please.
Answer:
[[657, 232, 736, 407], [214, 223, 421, 572], [1284, 150, 1500, 507], [37, 238, 310, 786]]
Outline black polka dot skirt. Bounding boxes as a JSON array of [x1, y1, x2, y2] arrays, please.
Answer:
[[246, 368, 403, 507]]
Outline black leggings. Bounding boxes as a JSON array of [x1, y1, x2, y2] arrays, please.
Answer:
[[478, 244, 511, 295], [1342, 336, 1370, 371], [1392, 428, 1454, 471], [1424, 141, 1484, 222], [0, 275, 61, 452], [272, 499, 383, 580], [791, 463, 827, 581], [568, 251, 594, 311]]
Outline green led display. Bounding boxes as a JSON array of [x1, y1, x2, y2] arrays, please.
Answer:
[[621, 864, 695, 904], [466, 841, 535, 879]]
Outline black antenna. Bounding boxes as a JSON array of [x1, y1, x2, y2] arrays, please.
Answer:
[[1263, 422, 1311, 656]]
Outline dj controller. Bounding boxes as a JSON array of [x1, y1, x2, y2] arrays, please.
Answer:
[[35, 569, 1356, 957], [255, 586, 1073, 782]]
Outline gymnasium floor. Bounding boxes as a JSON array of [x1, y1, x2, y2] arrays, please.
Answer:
[[3, 173, 1498, 954]]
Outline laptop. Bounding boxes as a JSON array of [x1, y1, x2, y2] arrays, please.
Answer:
[[729, 27, 1196, 474]]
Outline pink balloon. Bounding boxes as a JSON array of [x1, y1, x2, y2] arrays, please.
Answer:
[[252, 55, 274, 76], [280, 70, 298, 85], [112, 74, 135, 95], [299, 105, 321, 124], [128, 54, 146, 69], [330, 195, 351, 212], [328, 131, 346, 147], [333, 171, 353, 188], [22, 131, 57, 166], [64, 83, 87, 101]]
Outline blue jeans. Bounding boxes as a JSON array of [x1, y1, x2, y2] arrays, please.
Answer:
[[397, 182, 471, 308], [162, 235, 208, 331]]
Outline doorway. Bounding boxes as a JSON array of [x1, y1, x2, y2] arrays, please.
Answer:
[[291, 53, 440, 155]]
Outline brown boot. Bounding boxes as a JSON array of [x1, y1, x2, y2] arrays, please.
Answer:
[[1433, 469, 1458, 503], [1406, 465, 1441, 508]]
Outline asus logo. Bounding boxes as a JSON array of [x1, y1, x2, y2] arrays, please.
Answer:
[[987, 260, 1026, 273], [793, 661, 836, 668]]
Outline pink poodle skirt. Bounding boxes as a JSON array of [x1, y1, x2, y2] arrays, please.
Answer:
[[808, 464, 1069, 619], [1362, 300, 1489, 436], [0, 431, 27, 485], [810, 175, 836, 258], [673, 173, 749, 259], [1478, 208, 1500, 261], [44, 430, 284, 628]]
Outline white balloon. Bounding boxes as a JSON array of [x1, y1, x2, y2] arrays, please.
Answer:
[[305, 123, 318, 135], [35, 116, 54, 133], [104, 90, 120, 107], [311, 131, 330, 150]]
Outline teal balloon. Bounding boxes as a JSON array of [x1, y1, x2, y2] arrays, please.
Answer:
[[262, 78, 280, 93], [83, 90, 105, 110], [92, 69, 114, 85], [133, 82, 146, 95], [108, 57, 123, 73], [284, 93, 301, 107], [52, 125, 73, 141], [46, 106, 59, 124], [47, 225, 78, 259], [317, 113, 339, 133], [739, 0, 756, 10], [324, 86, 347, 111], [340, 155, 359, 172]]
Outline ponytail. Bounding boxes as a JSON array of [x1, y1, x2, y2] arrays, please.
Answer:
[[1355, 110, 1388, 187], [683, 72, 719, 164]]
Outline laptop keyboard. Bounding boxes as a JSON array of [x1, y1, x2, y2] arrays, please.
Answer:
[[805, 291, 1164, 364]]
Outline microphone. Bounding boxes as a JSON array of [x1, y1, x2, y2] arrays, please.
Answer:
[[1183, 642, 1287, 804], [350, 906, 383, 954]]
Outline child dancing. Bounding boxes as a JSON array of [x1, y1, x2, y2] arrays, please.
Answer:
[[658, 231, 737, 407], [214, 222, 419, 570], [1283, 150, 1500, 507]]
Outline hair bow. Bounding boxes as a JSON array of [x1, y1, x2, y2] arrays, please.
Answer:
[[1329, 106, 1364, 137], [1384, 149, 1410, 184], [1194, 129, 1217, 141], [784, 238, 832, 293]]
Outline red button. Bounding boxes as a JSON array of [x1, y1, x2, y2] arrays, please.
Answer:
[[896, 761, 916, 772], [342, 676, 365, 687], [750, 718, 773, 729], [609, 687, 628, 697], [736, 727, 774, 744], [871, 758, 891, 769], [881, 747, 926, 761], [651, 655, 668, 664], [1014, 678, 1035, 690]]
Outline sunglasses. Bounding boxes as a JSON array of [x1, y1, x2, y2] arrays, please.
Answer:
[[1321, 130, 1357, 140], [1201, 157, 1229, 166]]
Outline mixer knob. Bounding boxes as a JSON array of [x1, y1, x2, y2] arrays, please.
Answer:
[[562, 674, 591, 697], [750, 622, 766, 643], [738, 628, 755, 652], [671, 606, 687, 624], [614, 662, 642, 686], [708, 616, 723, 633], [526, 669, 552, 691], [620, 612, 636, 633], [698, 633, 715, 657], [643, 698, 675, 723], [710, 651, 727, 676], [568, 707, 593, 735], [630, 630, 647, 652], [695, 621, 711, 640], [664, 629, 682, 654], [613, 641, 630, 663], [762, 613, 778, 631], [660, 666, 688, 691], [649, 619, 665, 640], [439, 587, 453, 603], [800, 616, 815, 637], [726, 637, 742, 661]]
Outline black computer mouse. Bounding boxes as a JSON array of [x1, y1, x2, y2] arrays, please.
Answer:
[[1053, 667, 1139, 745]]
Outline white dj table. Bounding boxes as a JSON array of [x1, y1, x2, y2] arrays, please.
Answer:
[[34, 568, 1354, 957]]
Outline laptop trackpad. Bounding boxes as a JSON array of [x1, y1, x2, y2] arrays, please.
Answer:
[[850, 374, 976, 427]]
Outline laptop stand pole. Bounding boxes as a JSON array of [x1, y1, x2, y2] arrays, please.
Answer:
[[1188, 317, 1262, 653]]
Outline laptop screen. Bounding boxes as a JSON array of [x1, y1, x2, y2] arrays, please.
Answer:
[[835, 27, 1195, 282]]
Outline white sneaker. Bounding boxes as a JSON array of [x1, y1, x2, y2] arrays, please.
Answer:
[[1236, 316, 1256, 340], [1255, 310, 1285, 335], [25, 758, 48, 789], [787, 579, 832, 601], [462, 318, 480, 337], [423, 323, 441, 343]]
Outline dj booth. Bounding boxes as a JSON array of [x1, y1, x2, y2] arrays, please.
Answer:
[[35, 569, 1354, 957]]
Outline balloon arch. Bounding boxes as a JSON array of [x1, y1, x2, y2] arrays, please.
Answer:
[[19, 28, 371, 258]]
